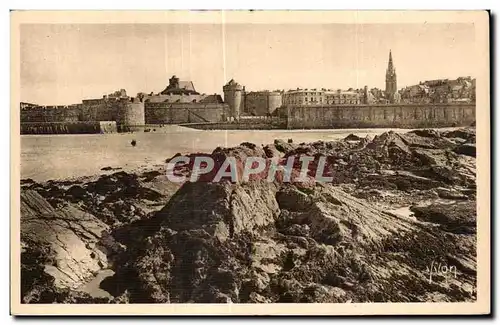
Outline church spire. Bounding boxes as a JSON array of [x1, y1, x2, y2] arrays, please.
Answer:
[[387, 50, 395, 74], [385, 50, 398, 103]]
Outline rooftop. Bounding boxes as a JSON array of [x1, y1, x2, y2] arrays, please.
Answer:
[[161, 75, 199, 95]]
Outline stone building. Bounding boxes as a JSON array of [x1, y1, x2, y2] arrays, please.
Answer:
[[362, 86, 376, 104], [243, 91, 282, 116], [223, 79, 245, 121], [282, 89, 325, 106], [282, 88, 362, 106], [20, 76, 228, 129], [223, 79, 284, 120], [139, 75, 219, 104], [324, 89, 361, 105], [400, 76, 476, 104], [141, 76, 226, 124]]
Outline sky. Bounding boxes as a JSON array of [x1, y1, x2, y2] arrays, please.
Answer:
[[20, 23, 477, 105]]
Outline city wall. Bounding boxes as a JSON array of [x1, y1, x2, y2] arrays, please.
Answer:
[[20, 121, 117, 135], [244, 92, 282, 116], [80, 99, 120, 122], [20, 105, 81, 123], [284, 103, 476, 129], [183, 116, 286, 130], [144, 93, 207, 103], [20, 101, 476, 133], [145, 103, 228, 124]]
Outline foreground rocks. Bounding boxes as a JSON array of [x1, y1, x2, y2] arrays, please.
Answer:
[[20, 127, 477, 303], [101, 181, 475, 303], [20, 169, 181, 303], [21, 190, 111, 303], [21, 190, 108, 289]]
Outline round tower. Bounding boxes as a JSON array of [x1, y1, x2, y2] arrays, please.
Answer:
[[267, 92, 283, 115], [117, 97, 145, 132], [223, 79, 244, 122]]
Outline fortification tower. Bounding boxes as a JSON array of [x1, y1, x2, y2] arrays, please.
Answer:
[[223, 79, 244, 121], [385, 50, 398, 103], [267, 91, 283, 115], [117, 97, 145, 132]]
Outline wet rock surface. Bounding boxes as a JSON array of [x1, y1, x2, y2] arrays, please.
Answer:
[[20, 127, 477, 303], [21, 190, 109, 290], [105, 182, 475, 303], [411, 202, 476, 234]]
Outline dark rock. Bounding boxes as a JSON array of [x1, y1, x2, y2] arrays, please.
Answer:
[[282, 224, 310, 237], [436, 188, 469, 200], [86, 172, 163, 203], [365, 131, 414, 165], [240, 142, 257, 150], [247, 291, 271, 303], [274, 139, 296, 154], [155, 181, 279, 241], [409, 129, 441, 138], [454, 143, 476, 157], [213, 142, 266, 160], [101, 166, 122, 172], [300, 284, 347, 303], [344, 133, 362, 141], [263, 144, 282, 159], [442, 128, 476, 142], [21, 178, 36, 185], [429, 165, 474, 187], [65, 185, 88, 202], [411, 202, 476, 234], [359, 173, 442, 191], [276, 187, 313, 212], [412, 149, 439, 165], [140, 170, 162, 182]]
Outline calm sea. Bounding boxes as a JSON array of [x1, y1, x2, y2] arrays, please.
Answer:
[[20, 127, 448, 182]]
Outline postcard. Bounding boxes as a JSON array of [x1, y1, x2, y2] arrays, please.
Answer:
[[10, 10, 490, 316]]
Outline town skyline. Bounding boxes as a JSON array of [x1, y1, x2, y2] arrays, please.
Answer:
[[21, 23, 477, 105]]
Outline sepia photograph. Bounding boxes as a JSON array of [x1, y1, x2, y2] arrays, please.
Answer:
[[10, 10, 490, 316]]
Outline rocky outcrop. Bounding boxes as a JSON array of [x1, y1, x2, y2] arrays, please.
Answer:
[[273, 139, 297, 154], [23, 171, 179, 227], [411, 202, 476, 234], [155, 181, 279, 241], [101, 126, 478, 303], [20, 127, 477, 304], [454, 143, 476, 157], [103, 180, 476, 303], [344, 133, 362, 141], [20, 169, 182, 303]]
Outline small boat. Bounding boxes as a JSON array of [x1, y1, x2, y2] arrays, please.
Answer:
[[131, 139, 137, 147]]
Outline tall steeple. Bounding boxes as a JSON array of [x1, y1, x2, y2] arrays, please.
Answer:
[[385, 50, 398, 103], [388, 50, 394, 71]]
